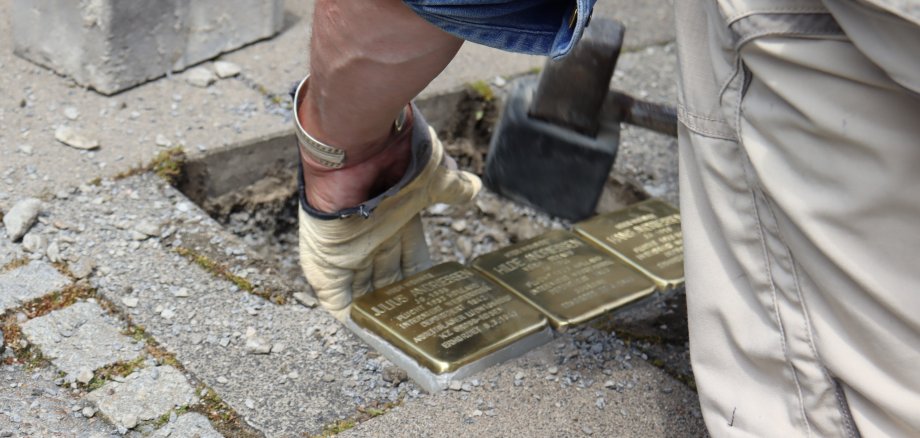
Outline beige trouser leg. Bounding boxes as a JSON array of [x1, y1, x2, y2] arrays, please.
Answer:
[[676, 0, 920, 436]]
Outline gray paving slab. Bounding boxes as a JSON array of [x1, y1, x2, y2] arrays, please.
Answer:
[[343, 332, 705, 438], [0, 261, 70, 313], [149, 413, 223, 438], [0, 0, 288, 203], [50, 175, 416, 437], [21, 300, 145, 377], [86, 366, 196, 432], [0, 364, 118, 438]]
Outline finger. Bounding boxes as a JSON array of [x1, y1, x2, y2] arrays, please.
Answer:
[[351, 263, 374, 301], [401, 215, 432, 277], [307, 263, 354, 313], [430, 169, 482, 206], [372, 235, 403, 290]]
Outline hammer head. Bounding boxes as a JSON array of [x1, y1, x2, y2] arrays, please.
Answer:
[[484, 18, 625, 221]]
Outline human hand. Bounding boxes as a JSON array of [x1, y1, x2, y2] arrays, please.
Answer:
[[298, 124, 481, 321]]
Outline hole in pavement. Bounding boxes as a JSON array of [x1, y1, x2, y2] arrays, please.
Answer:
[[177, 85, 693, 388]]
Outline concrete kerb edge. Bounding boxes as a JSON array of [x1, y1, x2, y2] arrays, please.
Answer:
[[344, 318, 554, 394]]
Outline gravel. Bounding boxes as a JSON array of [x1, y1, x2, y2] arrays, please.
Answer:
[[3, 197, 42, 241]]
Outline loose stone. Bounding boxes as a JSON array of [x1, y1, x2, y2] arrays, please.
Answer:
[[63, 107, 80, 120], [186, 67, 216, 88], [69, 257, 95, 279], [21, 232, 47, 254], [292, 292, 318, 308], [449, 381, 463, 391], [155, 134, 172, 148], [76, 368, 93, 384], [54, 126, 99, 150], [3, 198, 42, 241], [122, 297, 139, 308], [82, 406, 96, 418], [214, 61, 241, 78]]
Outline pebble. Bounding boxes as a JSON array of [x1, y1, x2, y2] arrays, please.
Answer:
[[548, 366, 559, 375], [244, 327, 271, 354], [381, 366, 408, 385], [155, 134, 172, 148], [3, 198, 42, 241], [76, 368, 93, 384], [214, 61, 241, 78], [582, 425, 593, 435], [244, 398, 255, 409], [216, 376, 228, 384], [69, 257, 95, 279], [270, 343, 285, 353], [292, 292, 318, 308], [82, 406, 96, 418], [321, 374, 335, 383], [186, 67, 217, 88], [54, 126, 99, 150], [17, 144, 33, 155], [46, 242, 62, 262], [448, 381, 462, 391], [471, 409, 483, 417], [21, 232, 47, 254], [135, 220, 161, 237], [63, 107, 80, 120], [172, 287, 190, 298], [161, 308, 175, 319], [122, 297, 139, 308]]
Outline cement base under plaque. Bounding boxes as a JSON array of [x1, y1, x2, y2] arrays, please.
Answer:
[[344, 318, 553, 393]]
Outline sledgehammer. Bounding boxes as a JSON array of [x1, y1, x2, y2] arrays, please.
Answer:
[[484, 18, 677, 221]]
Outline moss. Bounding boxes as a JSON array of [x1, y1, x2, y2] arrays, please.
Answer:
[[114, 146, 186, 186], [468, 80, 494, 102], [1, 257, 30, 272], [84, 356, 147, 392], [322, 420, 357, 436], [152, 406, 190, 429], [174, 247, 285, 304], [527, 66, 543, 75], [191, 384, 261, 438]]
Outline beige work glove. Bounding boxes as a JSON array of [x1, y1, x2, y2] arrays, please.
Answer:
[[298, 124, 481, 321]]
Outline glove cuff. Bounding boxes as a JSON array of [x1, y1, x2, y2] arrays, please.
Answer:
[[297, 102, 434, 220]]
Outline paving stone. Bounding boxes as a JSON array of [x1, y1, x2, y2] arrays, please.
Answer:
[[0, 261, 70, 313], [2, 198, 41, 241], [86, 366, 195, 431], [21, 301, 143, 377], [0, 364, 119, 437], [150, 413, 223, 438], [12, 0, 283, 94]]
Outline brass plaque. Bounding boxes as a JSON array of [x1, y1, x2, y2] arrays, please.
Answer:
[[471, 230, 656, 330], [351, 262, 547, 374], [575, 198, 684, 289]]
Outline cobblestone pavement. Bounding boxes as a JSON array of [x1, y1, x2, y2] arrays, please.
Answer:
[[0, 0, 699, 436]]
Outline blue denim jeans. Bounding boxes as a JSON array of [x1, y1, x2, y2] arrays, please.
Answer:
[[402, 0, 597, 59]]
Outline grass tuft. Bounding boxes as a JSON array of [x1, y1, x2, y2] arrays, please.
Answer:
[[174, 247, 285, 304], [114, 146, 186, 186], [468, 80, 494, 102]]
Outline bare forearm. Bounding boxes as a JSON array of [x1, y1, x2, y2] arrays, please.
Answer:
[[302, 0, 462, 162]]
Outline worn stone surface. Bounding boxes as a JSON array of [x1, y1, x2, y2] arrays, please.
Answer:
[[0, 364, 119, 437], [86, 366, 195, 431], [21, 301, 144, 377], [149, 413, 223, 438], [0, 261, 70, 313], [12, 0, 284, 94], [2, 198, 41, 241], [343, 335, 704, 438]]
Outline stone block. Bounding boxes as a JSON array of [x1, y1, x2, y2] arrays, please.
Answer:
[[21, 301, 144, 377], [0, 261, 70, 313], [86, 366, 196, 431], [12, 0, 284, 94], [150, 413, 222, 438]]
